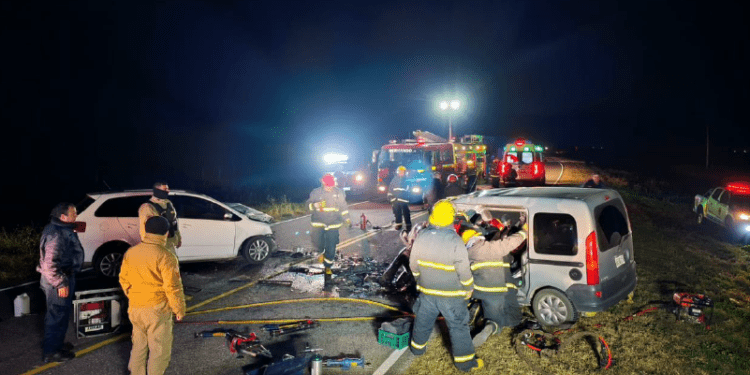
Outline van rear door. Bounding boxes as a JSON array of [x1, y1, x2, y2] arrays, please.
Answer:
[[593, 199, 634, 284]]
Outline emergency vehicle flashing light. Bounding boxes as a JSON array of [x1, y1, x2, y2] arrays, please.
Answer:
[[739, 213, 750, 220], [515, 138, 526, 147], [726, 182, 750, 195]]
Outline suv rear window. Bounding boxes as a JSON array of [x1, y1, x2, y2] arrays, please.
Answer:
[[533, 213, 578, 256], [595, 200, 630, 251], [95, 196, 150, 218]]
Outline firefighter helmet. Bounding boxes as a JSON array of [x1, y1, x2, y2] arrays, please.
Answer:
[[447, 174, 458, 183], [461, 229, 480, 244], [429, 199, 456, 227], [321, 174, 336, 187], [397, 165, 407, 175]]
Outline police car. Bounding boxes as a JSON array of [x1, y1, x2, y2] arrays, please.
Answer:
[[694, 182, 750, 241]]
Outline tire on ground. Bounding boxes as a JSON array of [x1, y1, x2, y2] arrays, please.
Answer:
[[241, 236, 273, 264], [531, 288, 579, 327]]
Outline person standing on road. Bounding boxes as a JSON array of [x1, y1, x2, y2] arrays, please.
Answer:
[[461, 217, 528, 346], [139, 182, 181, 255], [409, 200, 483, 372], [388, 165, 412, 232], [443, 174, 464, 198], [120, 216, 186, 375], [37, 203, 84, 363], [308, 173, 351, 275], [581, 174, 606, 188]]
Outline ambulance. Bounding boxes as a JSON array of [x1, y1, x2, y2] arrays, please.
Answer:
[[489, 138, 546, 187]]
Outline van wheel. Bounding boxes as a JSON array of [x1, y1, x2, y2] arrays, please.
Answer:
[[242, 237, 272, 264], [94, 243, 128, 279], [532, 289, 578, 327]]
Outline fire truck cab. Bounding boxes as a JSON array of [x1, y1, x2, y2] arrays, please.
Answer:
[[375, 130, 487, 202], [490, 138, 546, 187]]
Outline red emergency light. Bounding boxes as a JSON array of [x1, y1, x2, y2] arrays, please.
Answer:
[[726, 182, 750, 195], [515, 138, 526, 147]]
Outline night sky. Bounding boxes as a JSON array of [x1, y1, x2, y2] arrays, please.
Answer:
[[1, 0, 748, 227]]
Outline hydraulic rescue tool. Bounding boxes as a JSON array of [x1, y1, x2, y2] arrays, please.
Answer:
[[260, 320, 319, 338], [321, 357, 368, 370], [195, 329, 272, 359]]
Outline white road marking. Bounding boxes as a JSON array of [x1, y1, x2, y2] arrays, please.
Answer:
[[553, 161, 565, 185], [373, 347, 409, 375]]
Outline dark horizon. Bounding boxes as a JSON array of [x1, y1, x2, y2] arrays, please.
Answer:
[[2, 0, 748, 228]]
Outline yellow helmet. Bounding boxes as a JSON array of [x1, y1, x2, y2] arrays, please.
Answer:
[[429, 200, 456, 227], [461, 229, 480, 244], [397, 165, 406, 173]]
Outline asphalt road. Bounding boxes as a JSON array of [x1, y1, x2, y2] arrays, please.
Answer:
[[0, 159, 587, 375]]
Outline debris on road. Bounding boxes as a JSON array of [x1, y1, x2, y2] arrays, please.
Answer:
[[322, 356, 369, 370]]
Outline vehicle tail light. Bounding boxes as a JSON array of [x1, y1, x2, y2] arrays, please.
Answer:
[[74, 221, 86, 233], [532, 162, 545, 177], [585, 231, 599, 286]]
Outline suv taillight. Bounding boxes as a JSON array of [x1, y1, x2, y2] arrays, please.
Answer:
[[585, 231, 599, 285], [74, 221, 86, 233]]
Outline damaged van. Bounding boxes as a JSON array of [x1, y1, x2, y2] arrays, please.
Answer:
[[452, 187, 637, 327]]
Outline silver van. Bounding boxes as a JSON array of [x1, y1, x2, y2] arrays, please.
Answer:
[[452, 187, 637, 327]]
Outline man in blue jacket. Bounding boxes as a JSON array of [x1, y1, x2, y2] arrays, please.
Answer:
[[37, 203, 84, 363]]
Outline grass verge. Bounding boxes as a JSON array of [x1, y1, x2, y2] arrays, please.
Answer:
[[0, 226, 41, 289], [403, 167, 750, 375]]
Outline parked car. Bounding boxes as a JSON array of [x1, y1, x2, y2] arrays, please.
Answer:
[[694, 182, 750, 241], [451, 187, 637, 327], [75, 190, 277, 278]]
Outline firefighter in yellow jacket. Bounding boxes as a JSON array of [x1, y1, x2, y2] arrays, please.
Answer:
[[408, 200, 483, 372], [139, 182, 181, 254], [119, 216, 186, 375], [307, 173, 351, 275]]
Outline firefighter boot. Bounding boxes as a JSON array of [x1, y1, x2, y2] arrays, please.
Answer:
[[472, 321, 498, 347]]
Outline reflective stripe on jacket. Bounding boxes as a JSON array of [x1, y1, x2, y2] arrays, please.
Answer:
[[409, 225, 473, 298], [466, 231, 527, 300], [388, 175, 410, 203], [307, 186, 350, 230]]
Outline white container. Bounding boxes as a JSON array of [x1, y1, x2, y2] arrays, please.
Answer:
[[14, 293, 30, 317]]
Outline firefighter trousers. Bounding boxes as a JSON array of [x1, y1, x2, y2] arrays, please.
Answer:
[[319, 228, 340, 268], [391, 202, 411, 229], [128, 301, 174, 375], [410, 294, 479, 372], [480, 290, 523, 331]]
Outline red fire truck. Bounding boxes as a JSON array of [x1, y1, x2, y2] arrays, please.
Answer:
[[374, 130, 487, 202], [489, 138, 546, 187]]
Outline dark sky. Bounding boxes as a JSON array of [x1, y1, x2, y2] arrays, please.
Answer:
[[1, 0, 748, 225]]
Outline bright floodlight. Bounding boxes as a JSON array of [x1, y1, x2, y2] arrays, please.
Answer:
[[450, 100, 460, 110], [440, 101, 449, 110], [323, 153, 348, 165]]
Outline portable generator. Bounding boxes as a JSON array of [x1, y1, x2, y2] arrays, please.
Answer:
[[672, 292, 714, 327]]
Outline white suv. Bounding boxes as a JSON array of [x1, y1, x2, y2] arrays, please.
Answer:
[[74, 190, 277, 278]]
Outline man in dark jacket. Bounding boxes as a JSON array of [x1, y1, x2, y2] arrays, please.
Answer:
[[37, 203, 84, 363], [388, 165, 412, 231], [443, 174, 464, 198]]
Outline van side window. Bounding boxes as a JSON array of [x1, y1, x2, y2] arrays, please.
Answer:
[[533, 213, 578, 256], [595, 202, 630, 251], [488, 210, 524, 226]]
